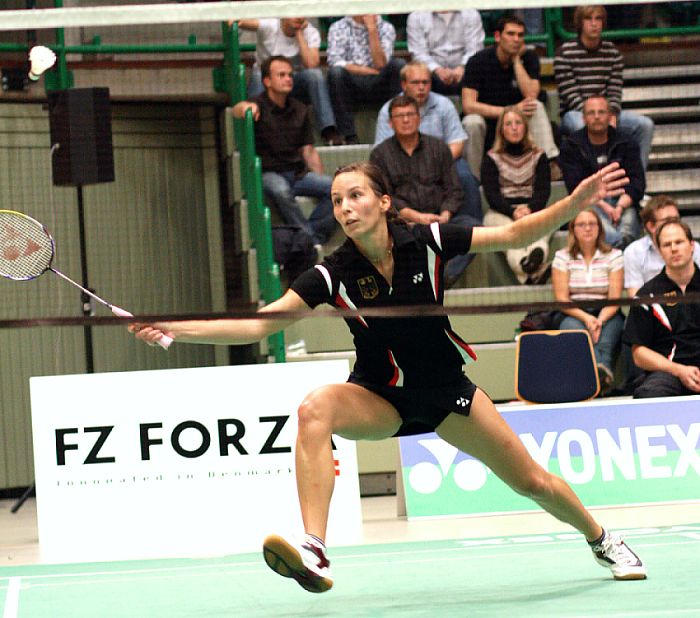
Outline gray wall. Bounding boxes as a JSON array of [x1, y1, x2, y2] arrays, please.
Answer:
[[0, 102, 228, 489]]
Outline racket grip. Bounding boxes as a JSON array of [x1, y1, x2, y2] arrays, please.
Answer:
[[112, 306, 172, 350]]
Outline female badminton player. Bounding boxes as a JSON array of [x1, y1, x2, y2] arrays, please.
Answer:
[[130, 160, 646, 592]]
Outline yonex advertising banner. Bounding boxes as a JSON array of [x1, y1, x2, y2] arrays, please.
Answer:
[[400, 397, 700, 518], [30, 360, 360, 562]]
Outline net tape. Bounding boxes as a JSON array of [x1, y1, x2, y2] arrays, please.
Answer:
[[1, 292, 699, 330], [0, 0, 660, 32]]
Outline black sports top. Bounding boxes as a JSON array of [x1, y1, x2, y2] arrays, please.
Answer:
[[291, 222, 476, 387]]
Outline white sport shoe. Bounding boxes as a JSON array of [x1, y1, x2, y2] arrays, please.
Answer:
[[590, 531, 647, 580], [263, 534, 333, 593]]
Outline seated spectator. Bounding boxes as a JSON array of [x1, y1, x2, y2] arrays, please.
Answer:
[[327, 15, 405, 144], [406, 10, 484, 96], [461, 15, 559, 181], [552, 208, 625, 392], [560, 96, 644, 249], [370, 95, 473, 284], [231, 56, 335, 251], [554, 5, 654, 169], [237, 17, 343, 145], [481, 107, 552, 284], [624, 195, 700, 297], [374, 61, 482, 224], [623, 220, 700, 398]]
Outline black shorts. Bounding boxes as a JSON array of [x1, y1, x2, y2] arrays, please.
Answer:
[[347, 373, 478, 437]]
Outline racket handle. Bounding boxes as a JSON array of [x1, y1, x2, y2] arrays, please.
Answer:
[[112, 306, 173, 350]]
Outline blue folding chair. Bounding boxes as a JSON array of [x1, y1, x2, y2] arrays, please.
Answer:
[[515, 330, 600, 404]]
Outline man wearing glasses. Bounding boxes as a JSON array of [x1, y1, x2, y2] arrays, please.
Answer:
[[374, 61, 482, 225], [370, 95, 475, 284]]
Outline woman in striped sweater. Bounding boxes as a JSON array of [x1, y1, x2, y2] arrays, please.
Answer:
[[481, 106, 552, 284], [552, 208, 625, 391]]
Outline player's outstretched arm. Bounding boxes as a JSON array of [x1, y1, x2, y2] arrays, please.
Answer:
[[470, 162, 628, 253], [130, 288, 308, 346]]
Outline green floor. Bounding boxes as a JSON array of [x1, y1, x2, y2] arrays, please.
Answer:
[[2, 524, 699, 617]]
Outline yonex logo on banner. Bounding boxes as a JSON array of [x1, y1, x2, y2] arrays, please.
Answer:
[[401, 399, 700, 517]]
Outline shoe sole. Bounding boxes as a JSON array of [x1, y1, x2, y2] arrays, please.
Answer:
[[612, 569, 647, 581], [262, 534, 333, 593]]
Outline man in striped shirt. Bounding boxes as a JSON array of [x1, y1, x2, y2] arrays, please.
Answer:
[[554, 5, 654, 169]]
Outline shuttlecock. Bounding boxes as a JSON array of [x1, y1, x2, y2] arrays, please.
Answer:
[[28, 46, 57, 81]]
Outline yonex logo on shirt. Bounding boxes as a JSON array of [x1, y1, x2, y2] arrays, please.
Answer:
[[412, 273, 424, 284], [456, 397, 470, 407]]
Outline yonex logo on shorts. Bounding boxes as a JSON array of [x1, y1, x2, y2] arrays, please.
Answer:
[[456, 397, 470, 408]]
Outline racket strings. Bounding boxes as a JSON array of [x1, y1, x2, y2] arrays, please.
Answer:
[[0, 212, 54, 280]]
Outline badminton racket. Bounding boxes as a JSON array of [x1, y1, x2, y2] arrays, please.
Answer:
[[0, 209, 172, 349]]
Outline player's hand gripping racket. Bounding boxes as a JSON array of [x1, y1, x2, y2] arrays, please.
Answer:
[[0, 209, 172, 349]]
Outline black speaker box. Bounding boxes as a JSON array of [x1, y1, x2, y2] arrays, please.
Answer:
[[48, 87, 115, 186]]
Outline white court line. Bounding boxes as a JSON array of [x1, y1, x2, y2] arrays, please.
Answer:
[[1, 577, 20, 618], [0, 531, 698, 587], [5, 539, 700, 591]]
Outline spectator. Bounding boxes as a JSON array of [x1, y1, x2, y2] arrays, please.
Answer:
[[374, 61, 482, 224], [481, 106, 552, 284], [559, 95, 644, 249], [237, 18, 343, 145], [327, 15, 405, 144], [406, 10, 484, 96], [231, 56, 335, 251], [623, 220, 700, 398], [554, 5, 654, 169], [624, 195, 700, 297], [461, 15, 559, 181], [370, 95, 473, 284], [552, 208, 625, 392]]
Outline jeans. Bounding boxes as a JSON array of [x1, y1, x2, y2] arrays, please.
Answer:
[[560, 110, 654, 170], [633, 370, 698, 398], [261, 170, 335, 245], [559, 311, 624, 371], [430, 73, 462, 96], [444, 195, 482, 282], [328, 58, 405, 138], [454, 158, 483, 224], [248, 67, 337, 132], [592, 200, 641, 249]]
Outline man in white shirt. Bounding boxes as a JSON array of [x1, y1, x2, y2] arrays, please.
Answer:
[[238, 17, 342, 145], [406, 10, 484, 96], [623, 195, 700, 297]]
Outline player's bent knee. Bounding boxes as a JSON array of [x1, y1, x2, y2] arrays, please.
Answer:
[[511, 468, 551, 500], [297, 388, 335, 432]]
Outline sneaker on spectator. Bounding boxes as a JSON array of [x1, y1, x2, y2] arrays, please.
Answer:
[[321, 127, 344, 146], [589, 530, 647, 580], [520, 247, 545, 275], [597, 363, 614, 394], [263, 533, 333, 593], [344, 134, 360, 145]]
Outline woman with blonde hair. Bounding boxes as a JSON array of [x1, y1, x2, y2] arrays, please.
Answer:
[[481, 106, 552, 284], [552, 208, 625, 391]]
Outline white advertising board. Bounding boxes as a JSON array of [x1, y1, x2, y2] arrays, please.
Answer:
[[30, 360, 361, 563]]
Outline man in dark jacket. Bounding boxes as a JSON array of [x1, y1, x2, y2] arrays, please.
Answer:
[[560, 95, 645, 249]]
